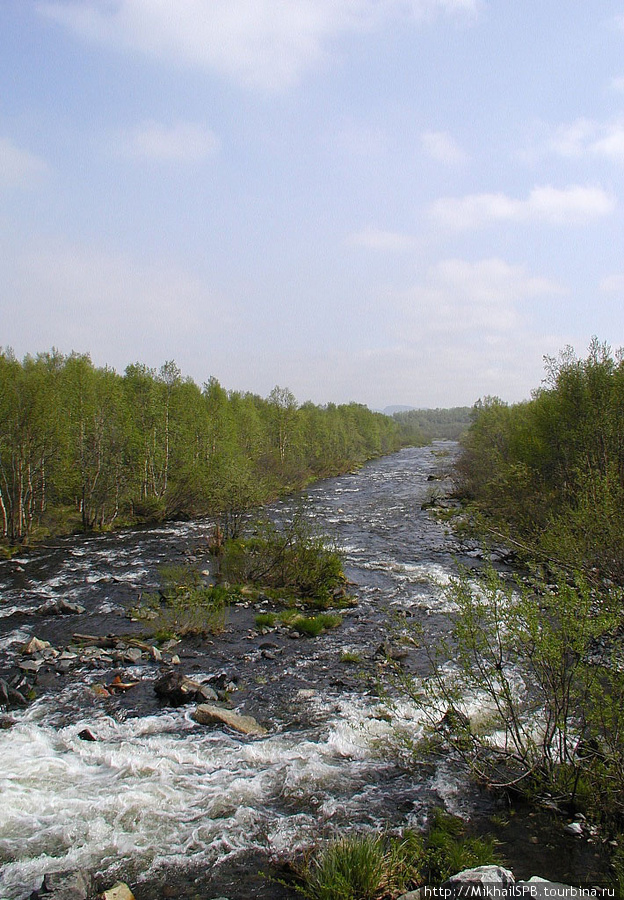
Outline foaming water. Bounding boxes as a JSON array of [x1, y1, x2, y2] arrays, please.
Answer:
[[0, 445, 482, 898], [0, 690, 428, 899]]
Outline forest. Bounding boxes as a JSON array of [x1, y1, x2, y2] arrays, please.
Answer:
[[456, 337, 624, 586], [0, 348, 402, 544], [392, 405, 472, 444]]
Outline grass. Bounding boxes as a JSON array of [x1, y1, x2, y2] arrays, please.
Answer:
[[294, 812, 501, 899], [340, 651, 362, 664], [297, 832, 420, 900], [291, 612, 342, 637]]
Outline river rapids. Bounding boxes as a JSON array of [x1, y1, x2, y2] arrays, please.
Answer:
[[0, 445, 608, 899]]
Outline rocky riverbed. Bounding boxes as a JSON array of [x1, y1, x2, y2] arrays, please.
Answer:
[[0, 446, 612, 899]]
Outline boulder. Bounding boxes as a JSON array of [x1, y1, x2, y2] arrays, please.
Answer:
[[154, 670, 218, 706], [443, 865, 515, 894], [30, 869, 91, 900], [37, 600, 85, 616], [193, 704, 267, 736]]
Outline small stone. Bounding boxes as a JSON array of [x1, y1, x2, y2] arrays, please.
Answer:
[[23, 637, 51, 655], [0, 678, 28, 708], [98, 882, 135, 900], [19, 659, 43, 673], [37, 599, 86, 616], [90, 684, 110, 697], [154, 671, 218, 706], [170, 654, 181, 665], [564, 822, 583, 836], [78, 728, 97, 741]]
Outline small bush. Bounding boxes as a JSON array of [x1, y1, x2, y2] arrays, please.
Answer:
[[220, 509, 347, 607], [132, 564, 228, 637]]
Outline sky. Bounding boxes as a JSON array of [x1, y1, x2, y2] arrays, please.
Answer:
[[2, 1, 624, 409]]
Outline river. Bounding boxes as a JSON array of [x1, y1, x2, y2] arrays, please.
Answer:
[[0, 445, 608, 899]]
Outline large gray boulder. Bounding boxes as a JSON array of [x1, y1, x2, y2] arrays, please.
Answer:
[[440, 865, 515, 896], [193, 703, 267, 735], [446, 865, 515, 886]]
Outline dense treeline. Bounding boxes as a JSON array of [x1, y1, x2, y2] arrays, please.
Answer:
[[0, 349, 401, 543], [393, 406, 472, 444], [456, 338, 624, 583]]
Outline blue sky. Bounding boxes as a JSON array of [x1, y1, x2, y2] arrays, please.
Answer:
[[2, 1, 624, 408]]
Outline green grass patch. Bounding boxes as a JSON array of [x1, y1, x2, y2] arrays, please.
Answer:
[[293, 813, 500, 899], [287, 611, 343, 637], [340, 651, 362, 664], [255, 612, 277, 629]]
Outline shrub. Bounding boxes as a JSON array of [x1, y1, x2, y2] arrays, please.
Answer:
[[399, 565, 624, 823], [220, 508, 347, 607], [132, 564, 228, 637]]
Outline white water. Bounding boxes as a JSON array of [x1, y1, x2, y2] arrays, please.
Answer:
[[0, 690, 436, 898]]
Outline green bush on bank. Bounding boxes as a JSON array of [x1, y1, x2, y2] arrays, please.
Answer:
[[456, 338, 624, 585]]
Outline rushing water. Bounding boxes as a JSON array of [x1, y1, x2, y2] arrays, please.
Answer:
[[0, 446, 606, 899]]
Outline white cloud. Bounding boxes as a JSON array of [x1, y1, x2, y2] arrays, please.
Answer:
[[114, 120, 219, 162], [543, 117, 624, 163], [401, 257, 563, 334], [3, 239, 232, 366], [38, 0, 478, 91], [348, 227, 420, 252], [431, 185, 615, 230], [266, 258, 563, 407], [600, 273, 624, 293], [611, 76, 624, 93], [421, 130, 466, 164], [0, 137, 49, 188]]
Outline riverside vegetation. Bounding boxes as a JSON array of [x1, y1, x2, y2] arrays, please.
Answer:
[[0, 349, 403, 545], [392, 339, 624, 890], [130, 508, 350, 641]]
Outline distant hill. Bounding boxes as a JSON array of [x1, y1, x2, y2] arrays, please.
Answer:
[[380, 405, 415, 416]]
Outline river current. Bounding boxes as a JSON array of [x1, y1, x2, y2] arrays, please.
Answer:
[[0, 445, 604, 899]]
